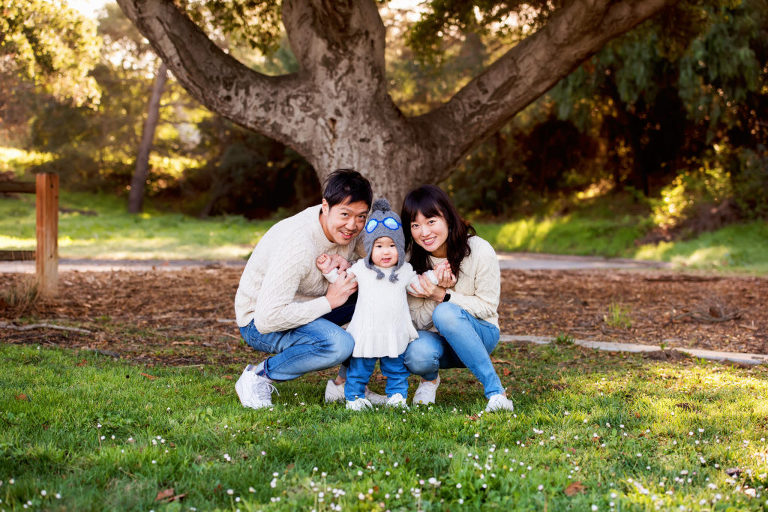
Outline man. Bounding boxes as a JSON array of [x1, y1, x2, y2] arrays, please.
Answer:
[[234, 169, 378, 409]]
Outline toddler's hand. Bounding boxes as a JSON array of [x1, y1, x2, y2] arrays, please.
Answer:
[[316, 253, 335, 274], [434, 261, 457, 288]]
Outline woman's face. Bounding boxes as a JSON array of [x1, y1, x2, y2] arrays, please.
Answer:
[[410, 211, 449, 258]]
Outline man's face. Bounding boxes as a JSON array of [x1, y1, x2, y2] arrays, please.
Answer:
[[320, 197, 369, 245]]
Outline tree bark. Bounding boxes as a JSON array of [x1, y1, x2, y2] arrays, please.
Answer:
[[117, 0, 679, 209], [128, 60, 168, 213]]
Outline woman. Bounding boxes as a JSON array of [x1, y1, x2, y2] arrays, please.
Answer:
[[402, 185, 514, 412]]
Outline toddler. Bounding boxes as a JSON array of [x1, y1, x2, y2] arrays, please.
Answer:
[[318, 198, 437, 410]]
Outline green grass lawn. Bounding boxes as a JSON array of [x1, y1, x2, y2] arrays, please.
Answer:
[[2, 342, 767, 511], [0, 192, 273, 260], [2, 189, 767, 271]]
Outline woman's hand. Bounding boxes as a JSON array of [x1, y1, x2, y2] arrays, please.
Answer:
[[410, 273, 447, 302]]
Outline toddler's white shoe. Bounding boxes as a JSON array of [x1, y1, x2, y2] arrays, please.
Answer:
[[413, 375, 440, 405], [365, 387, 388, 405], [324, 379, 345, 403], [346, 397, 374, 411], [385, 393, 409, 409], [485, 393, 514, 412], [235, 364, 277, 409]]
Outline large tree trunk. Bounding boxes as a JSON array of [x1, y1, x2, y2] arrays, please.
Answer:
[[128, 60, 168, 213], [117, 0, 679, 209]]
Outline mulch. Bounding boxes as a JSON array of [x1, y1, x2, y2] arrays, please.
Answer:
[[1, 267, 766, 366]]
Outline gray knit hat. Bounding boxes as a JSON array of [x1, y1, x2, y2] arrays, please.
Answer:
[[363, 198, 406, 282]]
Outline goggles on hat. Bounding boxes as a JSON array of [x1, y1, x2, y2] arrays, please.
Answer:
[[365, 216, 401, 233]]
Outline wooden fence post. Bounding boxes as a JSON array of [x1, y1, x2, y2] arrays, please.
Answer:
[[36, 173, 58, 296]]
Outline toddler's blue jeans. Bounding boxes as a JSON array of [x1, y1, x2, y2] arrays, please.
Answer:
[[403, 302, 503, 398], [345, 354, 409, 401]]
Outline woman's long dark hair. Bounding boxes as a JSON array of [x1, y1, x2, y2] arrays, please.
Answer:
[[401, 185, 476, 275]]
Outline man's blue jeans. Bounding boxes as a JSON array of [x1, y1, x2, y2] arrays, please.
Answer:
[[403, 302, 503, 398], [239, 296, 356, 382]]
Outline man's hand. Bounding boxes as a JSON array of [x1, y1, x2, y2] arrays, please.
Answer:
[[326, 270, 357, 308]]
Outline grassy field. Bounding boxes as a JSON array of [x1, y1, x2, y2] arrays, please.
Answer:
[[2, 187, 767, 271], [0, 192, 273, 261], [1, 341, 767, 511]]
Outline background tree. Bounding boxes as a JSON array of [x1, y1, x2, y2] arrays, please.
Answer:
[[0, 0, 100, 144], [116, 0, 678, 207]]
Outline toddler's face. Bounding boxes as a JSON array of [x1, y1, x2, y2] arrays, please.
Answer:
[[371, 236, 398, 268]]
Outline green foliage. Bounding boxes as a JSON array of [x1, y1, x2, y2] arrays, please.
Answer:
[[728, 147, 768, 220], [0, 0, 101, 106], [652, 160, 733, 229], [174, 118, 319, 218], [2, 343, 767, 510], [185, 0, 283, 55]]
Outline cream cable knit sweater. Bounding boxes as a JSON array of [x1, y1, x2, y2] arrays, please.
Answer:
[[408, 236, 500, 330], [234, 205, 360, 332]]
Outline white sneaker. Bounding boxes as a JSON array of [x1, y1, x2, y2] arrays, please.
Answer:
[[365, 387, 388, 405], [386, 393, 409, 409], [413, 376, 440, 405], [235, 364, 277, 409], [346, 397, 373, 411], [324, 379, 345, 403], [485, 393, 514, 412]]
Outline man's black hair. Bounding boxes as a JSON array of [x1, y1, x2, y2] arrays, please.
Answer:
[[322, 169, 373, 209]]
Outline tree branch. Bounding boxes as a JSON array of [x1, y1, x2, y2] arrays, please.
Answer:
[[417, 0, 680, 177], [116, 0, 314, 153]]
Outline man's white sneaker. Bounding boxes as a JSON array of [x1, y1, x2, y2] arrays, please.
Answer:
[[413, 376, 440, 405], [485, 393, 514, 412], [385, 393, 409, 409], [365, 387, 388, 405], [235, 364, 276, 410], [324, 379, 345, 403], [346, 397, 373, 411]]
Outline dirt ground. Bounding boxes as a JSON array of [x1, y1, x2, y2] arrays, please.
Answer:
[[1, 267, 767, 365]]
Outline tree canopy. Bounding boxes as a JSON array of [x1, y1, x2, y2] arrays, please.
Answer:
[[116, 0, 679, 205]]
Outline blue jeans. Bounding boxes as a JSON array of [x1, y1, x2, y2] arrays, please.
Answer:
[[345, 354, 409, 401], [403, 302, 503, 398], [239, 298, 356, 382]]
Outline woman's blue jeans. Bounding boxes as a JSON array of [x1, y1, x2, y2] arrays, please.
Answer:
[[403, 302, 503, 398], [238, 296, 357, 382]]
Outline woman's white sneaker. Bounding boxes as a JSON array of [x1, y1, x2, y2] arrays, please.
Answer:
[[413, 376, 440, 405], [346, 397, 374, 411], [485, 394, 514, 412], [385, 393, 409, 409]]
